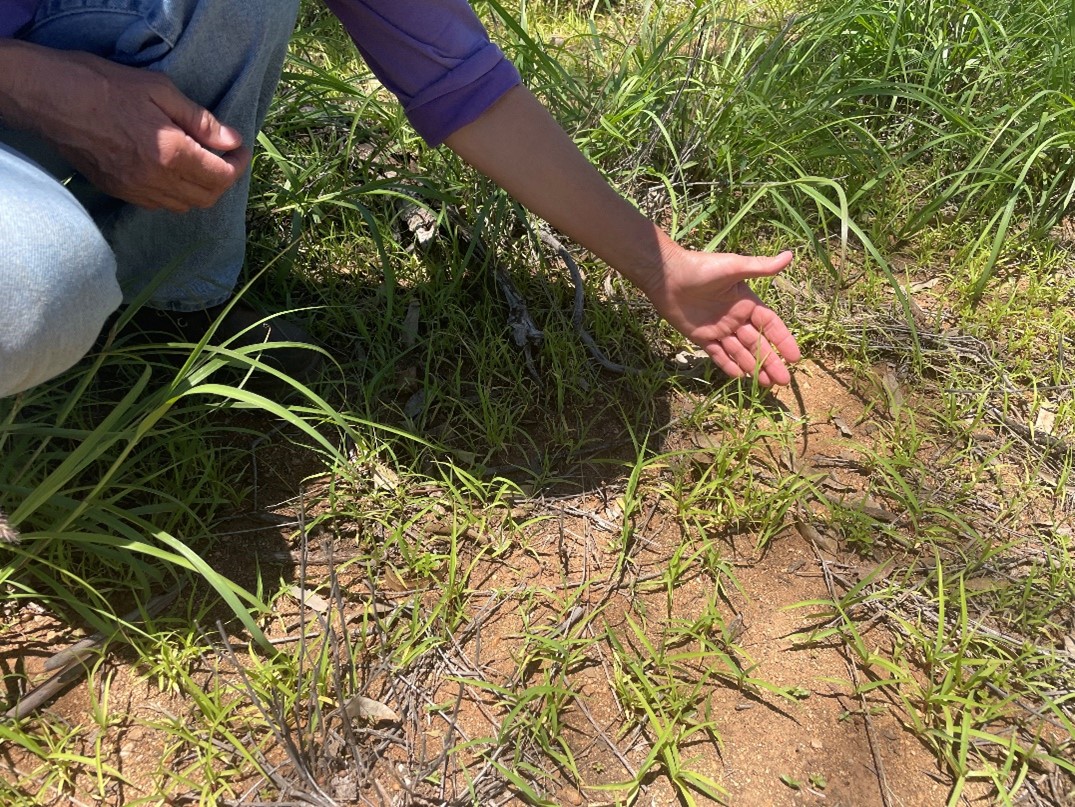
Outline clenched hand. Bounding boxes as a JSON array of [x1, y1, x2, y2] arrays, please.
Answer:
[[2, 41, 248, 212]]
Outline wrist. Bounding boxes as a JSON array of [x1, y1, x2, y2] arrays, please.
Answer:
[[622, 226, 687, 302]]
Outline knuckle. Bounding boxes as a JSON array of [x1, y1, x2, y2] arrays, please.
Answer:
[[158, 145, 182, 171], [148, 70, 176, 89]]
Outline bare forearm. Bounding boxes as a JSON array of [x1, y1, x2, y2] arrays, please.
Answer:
[[445, 83, 801, 387], [444, 85, 672, 295]]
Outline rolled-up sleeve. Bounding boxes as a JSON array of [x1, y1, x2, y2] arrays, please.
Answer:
[[323, 0, 522, 145]]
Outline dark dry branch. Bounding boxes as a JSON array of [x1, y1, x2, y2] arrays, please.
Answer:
[[570, 692, 639, 778], [213, 621, 337, 807], [493, 266, 545, 380], [842, 317, 1007, 380], [431, 204, 546, 380], [537, 226, 643, 376], [985, 404, 1075, 468], [415, 188, 646, 378], [822, 562, 1075, 793], [816, 555, 896, 807], [3, 584, 182, 721]]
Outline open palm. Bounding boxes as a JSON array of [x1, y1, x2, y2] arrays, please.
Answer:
[[642, 249, 801, 387]]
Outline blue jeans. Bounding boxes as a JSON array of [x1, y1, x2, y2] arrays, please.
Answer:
[[0, 0, 300, 397]]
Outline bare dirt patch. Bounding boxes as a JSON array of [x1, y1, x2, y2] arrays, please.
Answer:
[[0, 359, 1053, 805]]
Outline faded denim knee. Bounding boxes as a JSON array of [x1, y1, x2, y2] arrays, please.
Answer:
[[0, 144, 121, 398], [17, 0, 301, 311]]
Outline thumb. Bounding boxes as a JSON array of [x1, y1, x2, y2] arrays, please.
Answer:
[[155, 86, 243, 152], [723, 250, 794, 283]]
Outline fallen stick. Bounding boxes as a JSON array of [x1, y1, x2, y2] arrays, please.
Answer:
[[4, 584, 182, 721]]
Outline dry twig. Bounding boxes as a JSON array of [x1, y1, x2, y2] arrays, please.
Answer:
[[816, 553, 897, 807], [4, 584, 181, 721]]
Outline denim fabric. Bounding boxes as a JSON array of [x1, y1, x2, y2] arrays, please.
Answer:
[[15, 0, 299, 311], [0, 143, 121, 397], [0, 0, 298, 395]]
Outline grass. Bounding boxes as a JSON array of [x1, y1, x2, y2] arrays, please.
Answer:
[[4, 0, 1075, 804]]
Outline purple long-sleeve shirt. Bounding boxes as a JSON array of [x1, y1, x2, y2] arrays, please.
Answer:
[[0, 0, 521, 144]]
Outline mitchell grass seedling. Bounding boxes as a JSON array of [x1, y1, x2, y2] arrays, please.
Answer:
[[600, 621, 736, 806]]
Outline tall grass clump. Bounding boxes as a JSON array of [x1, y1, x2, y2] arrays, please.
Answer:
[[0, 352, 256, 641], [0, 305, 367, 649], [480, 0, 1075, 297]]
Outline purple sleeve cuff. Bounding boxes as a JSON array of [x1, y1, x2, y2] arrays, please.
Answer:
[[323, 0, 522, 146], [407, 53, 520, 145]]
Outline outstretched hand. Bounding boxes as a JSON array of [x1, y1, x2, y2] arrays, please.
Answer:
[[443, 87, 801, 388], [640, 248, 801, 387], [7, 42, 248, 212]]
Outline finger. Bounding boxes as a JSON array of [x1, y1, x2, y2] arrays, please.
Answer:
[[134, 174, 231, 212], [720, 334, 764, 379], [736, 322, 793, 387], [723, 329, 781, 387], [721, 250, 794, 284], [159, 132, 246, 198], [134, 190, 205, 214], [221, 145, 252, 175], [751, 306, 802, 364], [706, 343, 746, 380], [714, 337, 784, 387], [121, 135, 239, 211], [759, 354, 788, 387], [154, 86, 243, 152]]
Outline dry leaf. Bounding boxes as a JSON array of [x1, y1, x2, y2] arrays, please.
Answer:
[[879, 366, 904, 411], [796, 521, 839, 554], [359, 599, 399, 618], [342, 695, 399, 725], [449, 448, 477, 465], [854, 497, 900, 523], [288, 586, 330, 614], [403, 389, 426, 420], [1035, 404, 1057, 436], [401, 299, 421, 347], [724, 613, 746, 642], [688, 431, 724, 463], [908, 278, 940, 293], [0, 509, 19, 544], [371, 461, 400, 492], [382, 566, 411, 592], [820, 475, 856, 493], [400, 202, 437, 247], [831, 415, 854, 438]]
